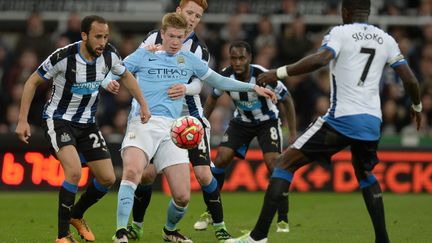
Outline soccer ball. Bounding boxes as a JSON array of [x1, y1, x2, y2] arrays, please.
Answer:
[[171, 116, 204, 149]]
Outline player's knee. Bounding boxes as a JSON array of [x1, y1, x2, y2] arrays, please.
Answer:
[[65, 170, 82, 184], [214, 156, 229, 168], [97, 173, 116, 188], [173, 194, 190, 207], [194, 167, 212, 186], [122, 166, 142, 182], [195, 175, 212, 186]]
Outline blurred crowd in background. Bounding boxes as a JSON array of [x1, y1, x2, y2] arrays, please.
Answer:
[[1, 0, 432, 144]]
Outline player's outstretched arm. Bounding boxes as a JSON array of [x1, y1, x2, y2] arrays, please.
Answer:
[[203, 71, 255, 92], [257, 48, 334, 86], [394, 64, 422, 130], [203, 71, 277, 103], [16, 72, 45, 144], [119, 70, 151, 123]]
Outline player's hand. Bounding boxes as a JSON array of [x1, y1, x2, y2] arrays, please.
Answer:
[[410, 107, 422, 130], [168, 84, 186, 100], [257, 69, 278, 86], [139, 106, 151, 124], [106, 80, 120, 95], [144, 44, 162, 53], [15, 121, 31, 144], [254, 85, 277, 103]]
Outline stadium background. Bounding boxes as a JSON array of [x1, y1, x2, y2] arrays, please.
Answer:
[[0, 0, 431, 193]]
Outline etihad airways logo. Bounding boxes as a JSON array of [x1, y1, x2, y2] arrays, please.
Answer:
[[148, 68, 188, 76]]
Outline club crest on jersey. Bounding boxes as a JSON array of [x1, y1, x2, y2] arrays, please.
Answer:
[[177, 56, 185, 68], [128, 132, 136, 139], [61, 132, 71, 143]]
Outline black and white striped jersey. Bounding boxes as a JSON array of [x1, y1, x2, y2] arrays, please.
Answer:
[[213, 64, 289, 123], [140, 30, 210, 119], [37, 41, 126, 124]]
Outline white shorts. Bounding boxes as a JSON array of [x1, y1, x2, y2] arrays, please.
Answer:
[[121, 116, 189, 173]]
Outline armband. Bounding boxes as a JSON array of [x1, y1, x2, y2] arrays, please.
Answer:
[[276, 66, 288, 79], [411, 103, 422, 112]]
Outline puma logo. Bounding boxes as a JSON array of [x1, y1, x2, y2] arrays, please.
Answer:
[[61, 203, 73, 212], [209, 197, 221, 203], [282, 192, 289, 197], [373, 193, 382, 198]]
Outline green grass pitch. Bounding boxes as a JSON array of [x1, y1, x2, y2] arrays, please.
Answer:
[[1, 192, 431, 242]]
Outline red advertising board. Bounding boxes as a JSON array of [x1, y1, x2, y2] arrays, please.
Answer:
[[2, 147, 430, 193]]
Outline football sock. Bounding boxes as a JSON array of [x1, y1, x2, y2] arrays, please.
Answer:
[[211, 166, 225, 190], [132, 184, 153, 223], [277, 192, 289, 223], [250, 169, 292, 241], [117, 180, 137, 229], [202, 177, 223, 224], [58, 181, 77, 238], [71, 178, 108, 219], [360, 175, 389, 243], [165, 199, 188, 231]]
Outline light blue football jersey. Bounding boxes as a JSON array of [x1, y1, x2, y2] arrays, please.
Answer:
[[125, 48, 211, 120]]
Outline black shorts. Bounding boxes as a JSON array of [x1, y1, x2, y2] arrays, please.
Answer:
[[293, 118, 379, 172], [188, 123, 211, 167], [220, 119, 282, 159], [42, 119, 110, 163]]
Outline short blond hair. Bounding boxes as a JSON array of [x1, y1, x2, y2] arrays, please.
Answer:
[[179, 0, 208, 10], [161, 12, 188, 32]]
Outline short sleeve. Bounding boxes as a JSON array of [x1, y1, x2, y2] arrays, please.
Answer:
[[124, 49, 146, 75], [190, 53, 212, 80], [37, 54, 59, 81], [320, 27, 342, 58], [111, 52, 126, 76], [273, 81, 289, 101], [386, 35, 406, 68]]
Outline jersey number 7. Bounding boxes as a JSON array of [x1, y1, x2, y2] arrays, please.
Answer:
[[358, 47, 376, 86]]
